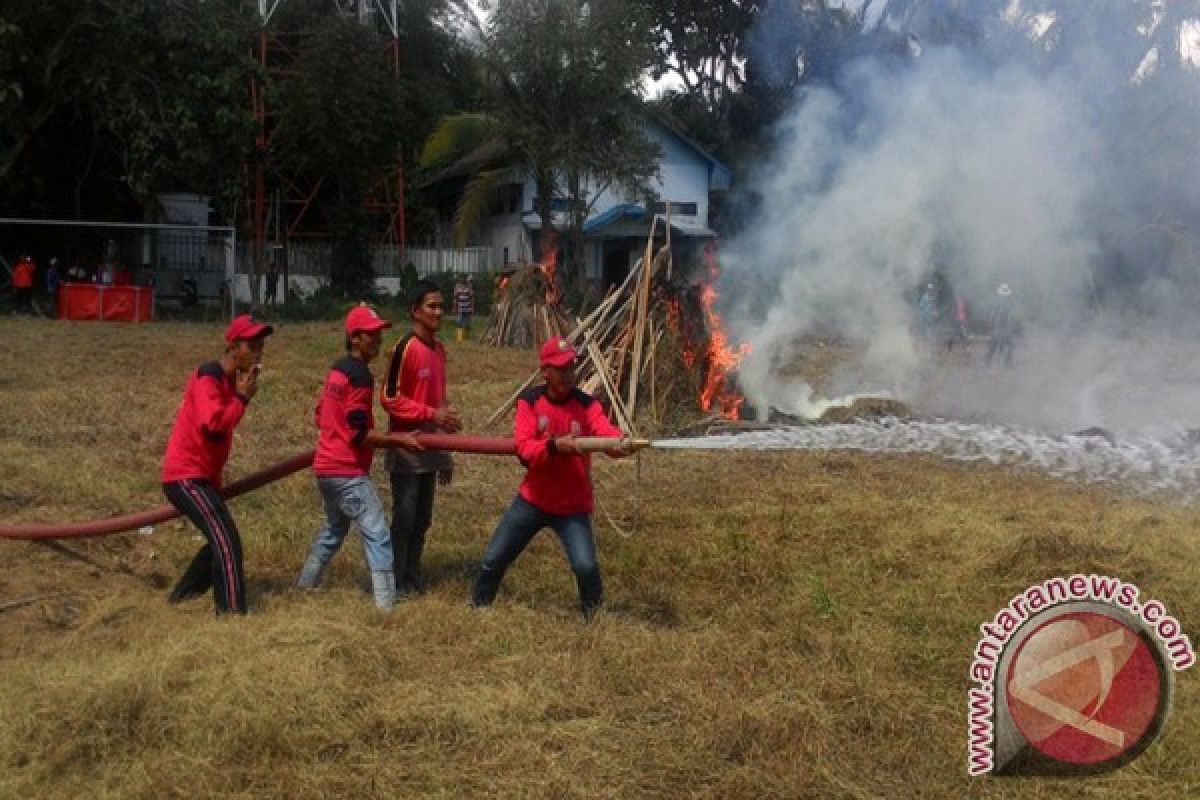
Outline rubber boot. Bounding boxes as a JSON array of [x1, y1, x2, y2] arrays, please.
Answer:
[[371, 570, 396, 612], [296, 553, 327, 590]]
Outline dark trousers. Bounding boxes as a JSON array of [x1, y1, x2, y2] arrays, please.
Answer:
[[986, 335, 1014, 367], [471, 495, 603, 615], [163, 480, 246, 614], [389, 471, 436, 592]]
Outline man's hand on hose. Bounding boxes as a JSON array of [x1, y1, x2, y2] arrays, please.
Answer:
[[606, 435, 634, 458], [389, 432, 424, 451], [434, 406, 462, 433], [552, 434, 582, 456]]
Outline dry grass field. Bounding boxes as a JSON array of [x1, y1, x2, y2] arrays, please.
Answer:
[[1, 316, 1198, 798]]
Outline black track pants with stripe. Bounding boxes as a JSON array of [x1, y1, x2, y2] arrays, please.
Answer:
[[163, 480, 246, 614]]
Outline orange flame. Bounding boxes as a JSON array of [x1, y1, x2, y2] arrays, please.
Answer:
[[698, 248, 750, 419], [539, 230, 561, 305]]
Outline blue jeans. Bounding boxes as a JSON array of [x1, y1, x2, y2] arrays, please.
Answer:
[[471, 495, 603, 615], [307, 476, 393, 573]]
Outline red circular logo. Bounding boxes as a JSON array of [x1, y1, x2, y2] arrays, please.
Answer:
[[1006, 611, 1163, 766]]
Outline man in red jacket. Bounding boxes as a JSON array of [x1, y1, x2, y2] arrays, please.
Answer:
[[161, 314, 273, 614], [11, 255, 35, 313], [296, 305, 424, 611], [471, 337, 632, 617], [380, 280, 461, 596]]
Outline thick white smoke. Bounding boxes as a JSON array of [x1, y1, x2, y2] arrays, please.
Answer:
[[721, 40, 1200, 436]]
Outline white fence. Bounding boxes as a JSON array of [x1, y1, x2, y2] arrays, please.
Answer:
[[243, 242, 492, 278], [231, 242, 493, 303]]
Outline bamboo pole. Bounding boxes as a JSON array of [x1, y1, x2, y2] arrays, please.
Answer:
[[626, 218, 657, 414], [484, 252, 649, 426], [583, 330, 634, 433]]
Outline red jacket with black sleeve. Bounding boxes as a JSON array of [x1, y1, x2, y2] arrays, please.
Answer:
[[313, 356, 377, 477], [161, 361, 248, 486], [379, 332, 451, 473], [514, 385, 623, 516]]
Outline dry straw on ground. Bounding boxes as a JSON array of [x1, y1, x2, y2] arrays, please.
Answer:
[[1, 317, 1198, 798]]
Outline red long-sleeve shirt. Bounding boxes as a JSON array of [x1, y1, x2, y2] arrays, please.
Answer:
[[161, 362, 247, 486], [12, 261, 34, 289], [313, 356, 376, 477], [514, 386, 623, 516], [380, 332, 451, 473]]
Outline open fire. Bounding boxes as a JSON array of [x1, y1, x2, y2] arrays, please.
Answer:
[[666, 245, 751, 420]]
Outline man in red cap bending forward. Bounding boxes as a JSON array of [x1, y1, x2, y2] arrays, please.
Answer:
[[161, 313, 273, 614], [471, 337, 632, 617], [296, 305, 424, 611]]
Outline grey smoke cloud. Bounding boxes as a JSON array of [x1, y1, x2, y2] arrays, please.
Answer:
[[721, 39, 1200, 435]]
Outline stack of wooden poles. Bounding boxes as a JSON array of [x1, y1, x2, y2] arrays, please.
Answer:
[[481, 264, 572, 348], [486, 219, 684, 433]]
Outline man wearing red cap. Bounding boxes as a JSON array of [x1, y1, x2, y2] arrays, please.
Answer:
[[161, 313, 273, 614], [471, 337, 632, 617], [296, 304, 424, 611]]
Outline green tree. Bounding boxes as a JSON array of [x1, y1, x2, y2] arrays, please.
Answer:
[[0, 0, 257, 218], [423, 0, 661, 288]]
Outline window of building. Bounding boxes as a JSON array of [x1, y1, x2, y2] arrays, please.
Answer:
[[530, 197, 570, 213], [653, 201, 698, 216]]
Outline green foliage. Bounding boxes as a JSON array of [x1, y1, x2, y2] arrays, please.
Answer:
[[419, 112, 503, 171], [328, 209, 376, 299], [0, 0, 258, 216], [424, 0, 662, 282], [453, 168, 505, 246], [273, 19, 403, 194]]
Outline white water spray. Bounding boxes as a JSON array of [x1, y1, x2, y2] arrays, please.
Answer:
[[657, 419, 1200, 496]]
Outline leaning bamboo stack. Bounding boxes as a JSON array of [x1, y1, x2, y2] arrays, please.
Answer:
[[485, 225, 703, 435], [482, 264, 572, 348]]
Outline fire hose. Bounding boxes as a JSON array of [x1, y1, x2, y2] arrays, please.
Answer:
[[0, 434, 649, 541]]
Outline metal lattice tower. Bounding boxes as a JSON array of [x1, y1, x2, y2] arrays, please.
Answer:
[[248, 0, 407, 287]]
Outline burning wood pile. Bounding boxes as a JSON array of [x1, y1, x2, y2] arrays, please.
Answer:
[[486, 221, 752, 434], [481, 261, 571, 347]]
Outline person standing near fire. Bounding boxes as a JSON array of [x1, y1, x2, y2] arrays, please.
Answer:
[[986, 283, 1018, 367], [380, 280, 461, 597], [296, 305, 425, 611], [453, 274, 474, 341], [471, 338, 633, 618], [160, 314, 273, 614]]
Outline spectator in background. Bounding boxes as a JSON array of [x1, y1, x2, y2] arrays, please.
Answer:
[[45, 258, 62, 316], [97, 263, 114, 285], [945, 292, 969, 355], [67, 261, 88, 283], [181, 274, 199, 308], [11, 255, 35, 313], [264, 264, 279, 305], [986, 283, 1017, 368], [453, 274, 474, 341], [916, 282, 938, 347]]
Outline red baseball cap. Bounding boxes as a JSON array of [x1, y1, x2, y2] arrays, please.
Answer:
[[345, 304, 392, 335], [224, 314, 274, 343], [539, 337, 578, 368]]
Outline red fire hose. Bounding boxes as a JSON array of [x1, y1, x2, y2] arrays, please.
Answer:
[[0, 434, 635, 541]]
